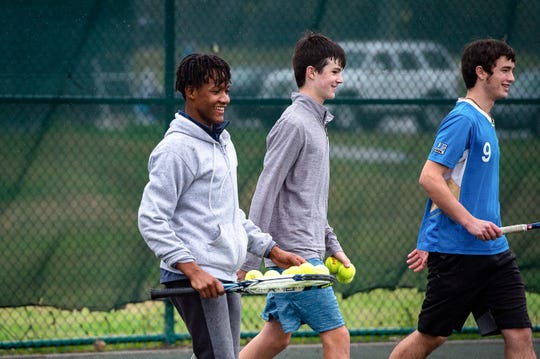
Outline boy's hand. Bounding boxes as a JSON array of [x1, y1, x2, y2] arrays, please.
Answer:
[[332, 251, 352, 268], [407, 249, 428, 273], [176, 261, 225, 298], [268, 246, 306, 268]]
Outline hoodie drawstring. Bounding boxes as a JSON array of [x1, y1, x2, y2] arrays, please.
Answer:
[[208, 143, 234, 221], [208, 143, 217, 216]]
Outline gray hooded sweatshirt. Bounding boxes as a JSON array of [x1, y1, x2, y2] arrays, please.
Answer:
[[138, 113, 275, 282]]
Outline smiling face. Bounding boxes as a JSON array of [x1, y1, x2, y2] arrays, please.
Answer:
[[186, 77, 230, 127], [484, 56, 515, 101], [304, 58, 344, 104]]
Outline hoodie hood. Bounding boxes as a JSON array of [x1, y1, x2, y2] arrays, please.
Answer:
[[166, 112, 231, 144]]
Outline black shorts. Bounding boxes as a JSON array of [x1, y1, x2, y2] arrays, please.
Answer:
[[418, 249, 531, 337]]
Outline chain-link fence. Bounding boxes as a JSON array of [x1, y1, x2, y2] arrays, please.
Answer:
[[1, 0, 540, 354]]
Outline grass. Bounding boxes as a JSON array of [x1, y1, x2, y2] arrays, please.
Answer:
[[3, 289, 540, 355], [1, 110, 540, 354]]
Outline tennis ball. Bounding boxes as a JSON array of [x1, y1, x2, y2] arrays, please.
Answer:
[[314, 264, 330, 275], [336, 264, 356, 284], [298, 262, 316, 274], [245, 270, 263, 280], [282, 265, 301, 275], [93, 339, 106, 352], [264, 269, 280, 277], [325, 256, 342, 274]]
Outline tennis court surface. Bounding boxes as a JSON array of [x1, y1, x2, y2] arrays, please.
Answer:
[[6, 339, 540, 359]]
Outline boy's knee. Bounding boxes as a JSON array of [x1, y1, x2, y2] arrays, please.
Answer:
[[431, 335, 447, 347], [271, 336, 290, 352], [502, 327, 533, 345], [320, 325, 350, 346], [389, 331, 447, 359]]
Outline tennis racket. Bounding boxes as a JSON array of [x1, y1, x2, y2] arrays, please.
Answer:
[[150, 273, 335, 299], [501, 222, 540, 234]]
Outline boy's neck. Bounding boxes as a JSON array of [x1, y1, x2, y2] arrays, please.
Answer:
[[465, 90, 494, 114], [299, 87, 325, 105]]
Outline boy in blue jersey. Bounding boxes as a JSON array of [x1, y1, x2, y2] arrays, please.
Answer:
[[389, 39, 536, 359]]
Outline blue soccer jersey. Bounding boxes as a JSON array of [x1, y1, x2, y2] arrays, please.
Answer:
[[416, 99, 509, 255]]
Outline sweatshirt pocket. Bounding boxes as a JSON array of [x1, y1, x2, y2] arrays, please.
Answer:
[[207, 222, 248, 271]]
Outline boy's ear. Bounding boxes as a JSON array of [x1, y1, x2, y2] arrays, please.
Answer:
[[186, 86, 196, 100], [306, 66, 316, 80], [475, 65, 488, 81]]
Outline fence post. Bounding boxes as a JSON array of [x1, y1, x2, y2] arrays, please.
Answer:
[[164, 0, 176, 129]]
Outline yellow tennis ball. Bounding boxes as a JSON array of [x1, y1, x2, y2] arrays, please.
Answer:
[[245, 270, 263, 280], [314, 264, 330, 275], [325, 256, 342, 274], [336, 264, 356, 284], [93, 339, 106, 352], [337, 274, 354, 284], [298, 262, 316, 274], [282, 265, 301, 275], [264, 269, 280, 277]]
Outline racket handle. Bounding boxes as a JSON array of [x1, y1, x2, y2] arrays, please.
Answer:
[[501, 224, 528, 234], [150, 287, 195, 299]]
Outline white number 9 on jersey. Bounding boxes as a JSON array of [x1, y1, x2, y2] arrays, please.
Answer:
[[482, 142, 491, 162]]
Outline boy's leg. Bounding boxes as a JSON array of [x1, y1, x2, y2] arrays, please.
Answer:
[[485, 251, 535, 358], [319, 325, 350, 359], [226, 292, 242, 356], [389, 253, 472, 358], [170, 292, 240, 359], [389, 330, 446, 359], [501, 328, 536, 359], [240, 318, 292, 359]]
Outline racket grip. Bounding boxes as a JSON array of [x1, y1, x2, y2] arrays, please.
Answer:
[[150, 287, 195, 299], [501, 224, 528, 234]]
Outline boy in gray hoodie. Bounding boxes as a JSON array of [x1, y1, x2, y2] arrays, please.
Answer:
[[138, 54, 304, 359], [239, 32, 353, 358]]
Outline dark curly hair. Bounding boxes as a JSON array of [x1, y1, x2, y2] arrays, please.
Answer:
[[461, 39, 516, 89], [175, 54, 231, 99]]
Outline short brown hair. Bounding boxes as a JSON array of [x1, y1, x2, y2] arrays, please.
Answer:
[[292, 31, 346, 88]]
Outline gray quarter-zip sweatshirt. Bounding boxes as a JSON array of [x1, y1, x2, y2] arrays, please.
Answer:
[[242, 92, 343, 271]]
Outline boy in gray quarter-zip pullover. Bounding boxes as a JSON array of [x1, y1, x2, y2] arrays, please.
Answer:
[[239, 32, 353, 359]]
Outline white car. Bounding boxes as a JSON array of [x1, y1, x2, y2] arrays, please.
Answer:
[[259, 40, 460, 131]]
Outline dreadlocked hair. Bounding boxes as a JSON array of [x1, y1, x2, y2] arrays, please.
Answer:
[[175, 54, 231, 98]]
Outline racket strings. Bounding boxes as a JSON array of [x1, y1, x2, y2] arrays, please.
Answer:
[[245, 275, 335, 294]]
